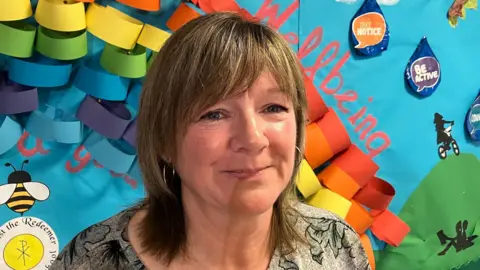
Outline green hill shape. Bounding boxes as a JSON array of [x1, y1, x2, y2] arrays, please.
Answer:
[[375, 153, 480, 270]]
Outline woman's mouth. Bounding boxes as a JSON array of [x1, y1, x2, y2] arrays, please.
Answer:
[[224, 166, 270, 180]]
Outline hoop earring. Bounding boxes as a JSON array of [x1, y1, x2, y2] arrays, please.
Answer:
[[162, 163, 176, 185], [295, 146, 303, 168]]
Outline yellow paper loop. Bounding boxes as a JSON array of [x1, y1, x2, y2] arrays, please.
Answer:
[[137, 24, 171, 52], [0, 0, 33, 21], [86, 3, 144, 50], [306, 185, 352, 219], [34, 0, 86, 32], [295, 159, 321, 199]]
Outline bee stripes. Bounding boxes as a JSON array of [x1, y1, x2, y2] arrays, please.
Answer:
[[6, 183, 36, 215]]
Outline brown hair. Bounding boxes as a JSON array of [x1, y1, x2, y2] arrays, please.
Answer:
[[136, 11, 308, 265]]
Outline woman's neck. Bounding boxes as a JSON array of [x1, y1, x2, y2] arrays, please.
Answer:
[[180, 192, 274, 270]]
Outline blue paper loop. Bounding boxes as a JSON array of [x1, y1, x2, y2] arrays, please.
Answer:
[[25, 106, 84, 144], [127, 160, 142, 181], [74, 61, 130, 101], [0, 116, 23, 155], [45, 85, 86, 113], [84, 131, 136, 173], [7, 53, 73, 87], [126, 81, 142, 112]]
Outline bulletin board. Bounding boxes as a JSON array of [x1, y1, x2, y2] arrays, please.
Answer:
[[0, 0, 479, 270]]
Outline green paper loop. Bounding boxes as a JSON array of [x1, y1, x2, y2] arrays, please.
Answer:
[[147, 51, 158, 70], [0, 20, 36, 58], [100, 44, 147, 79], [35, 26, 88, 60]]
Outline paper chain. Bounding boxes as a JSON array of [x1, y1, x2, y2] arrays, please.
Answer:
[[0, 1, 410, 267]]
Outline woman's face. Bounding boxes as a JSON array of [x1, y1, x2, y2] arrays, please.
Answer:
[[174, 72, 297, 215]]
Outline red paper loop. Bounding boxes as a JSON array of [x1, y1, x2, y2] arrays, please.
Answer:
[[304, 74, 328, 122], [316, 108, 351, 155], [331, 144, 379, 187], [353, 177, 395, 211], [370, 209, 410, 247]]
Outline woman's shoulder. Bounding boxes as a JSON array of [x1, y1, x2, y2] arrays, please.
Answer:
[[50, 204, 143, 270], [274, 202, 371, 270]]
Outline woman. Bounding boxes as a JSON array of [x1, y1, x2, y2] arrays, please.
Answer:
[[51, 12, 371, 270]]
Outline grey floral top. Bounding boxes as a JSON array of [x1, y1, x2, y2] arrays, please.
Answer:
[[50, 202, 371, 269]]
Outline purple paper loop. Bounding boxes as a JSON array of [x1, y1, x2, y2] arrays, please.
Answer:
[[122, 118, 137, 147], [0, 72, 38, 114], [76, 95, 132, 139]]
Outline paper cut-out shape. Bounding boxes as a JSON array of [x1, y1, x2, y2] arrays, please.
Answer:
[[345, 201, 374, 234], [434, 112, 460, 159], [117, 0, 160, 11], [437, 220, 478, 256], [0, 116, 23, 155], [35, 26, 88, 60], [0, 21, 36, 58], [295, 159, 322, 198], [166, 2, 202, 31], [353, 177, 395, 211], [0, 72, 38, 115], [35, 0, 87, 32], [138, 24, 171, 52], [370, 209, 410, 247], [304, 74, 328, 122], [306, 185, 352, 219], [76, 96, 132, 139], [100, 44, 147, 79], [359, 234, 376, 270], [0, 0, 33, 21], [86, 4, 144, 50]]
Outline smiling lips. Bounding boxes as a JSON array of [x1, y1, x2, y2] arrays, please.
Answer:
[[224, 166, 270, 180]]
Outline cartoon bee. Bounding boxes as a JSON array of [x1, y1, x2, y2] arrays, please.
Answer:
[[0, 160, 50, 215]]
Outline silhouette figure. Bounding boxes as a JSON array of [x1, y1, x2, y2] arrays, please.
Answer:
[[437, 220, 477, 256]]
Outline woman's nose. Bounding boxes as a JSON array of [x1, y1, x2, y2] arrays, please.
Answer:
[[230, 112, 269, 154]]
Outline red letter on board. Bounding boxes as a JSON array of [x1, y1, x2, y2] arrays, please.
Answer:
[[255, 0, 299, 29], [17, 132, 50, 157]]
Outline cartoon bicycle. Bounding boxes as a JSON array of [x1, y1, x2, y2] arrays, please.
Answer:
[[434, 113, 460, 159]]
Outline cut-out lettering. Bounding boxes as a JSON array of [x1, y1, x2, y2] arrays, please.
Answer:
[[334, 90, 358, 114], [17, 132, 50, 157], [366, 131, 390, 158], [298, 27, 323, 60], [255, 0, 299, 29], [65, 145, 91, 173], [355, 114, 378, 140], [319, 50, 349, 95]]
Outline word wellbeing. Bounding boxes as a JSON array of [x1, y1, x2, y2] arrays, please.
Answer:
[[255, 0, 391, 158]]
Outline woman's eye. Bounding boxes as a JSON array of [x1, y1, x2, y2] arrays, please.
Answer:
[[264, 104, 288, 114], [200, 111, 224, 121]]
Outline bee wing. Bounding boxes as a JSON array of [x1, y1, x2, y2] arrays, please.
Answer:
[[23, 182, 50, 201], [0, 184, 17, 204]]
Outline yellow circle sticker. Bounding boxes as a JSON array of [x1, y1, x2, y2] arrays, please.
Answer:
[[0, 217, 58, 270]]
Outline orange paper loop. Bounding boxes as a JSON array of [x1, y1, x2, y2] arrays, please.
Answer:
[[317, 164, 360, 200], [305, 122, 333, 168], [331, 144, 379, 187], [116, 0, 160, 11], [345, 201, 374, 234], [166, 2, 202, 31], [370, 209, 410, 247], [197, 0, 240, 13], [359, 234, 376, 270], [316, 108, 351, 154], [304, 74, 328, 122], [353, 177, 395, 211]]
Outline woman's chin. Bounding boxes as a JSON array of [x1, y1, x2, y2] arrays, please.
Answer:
[[229, 191, 279, 216]]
